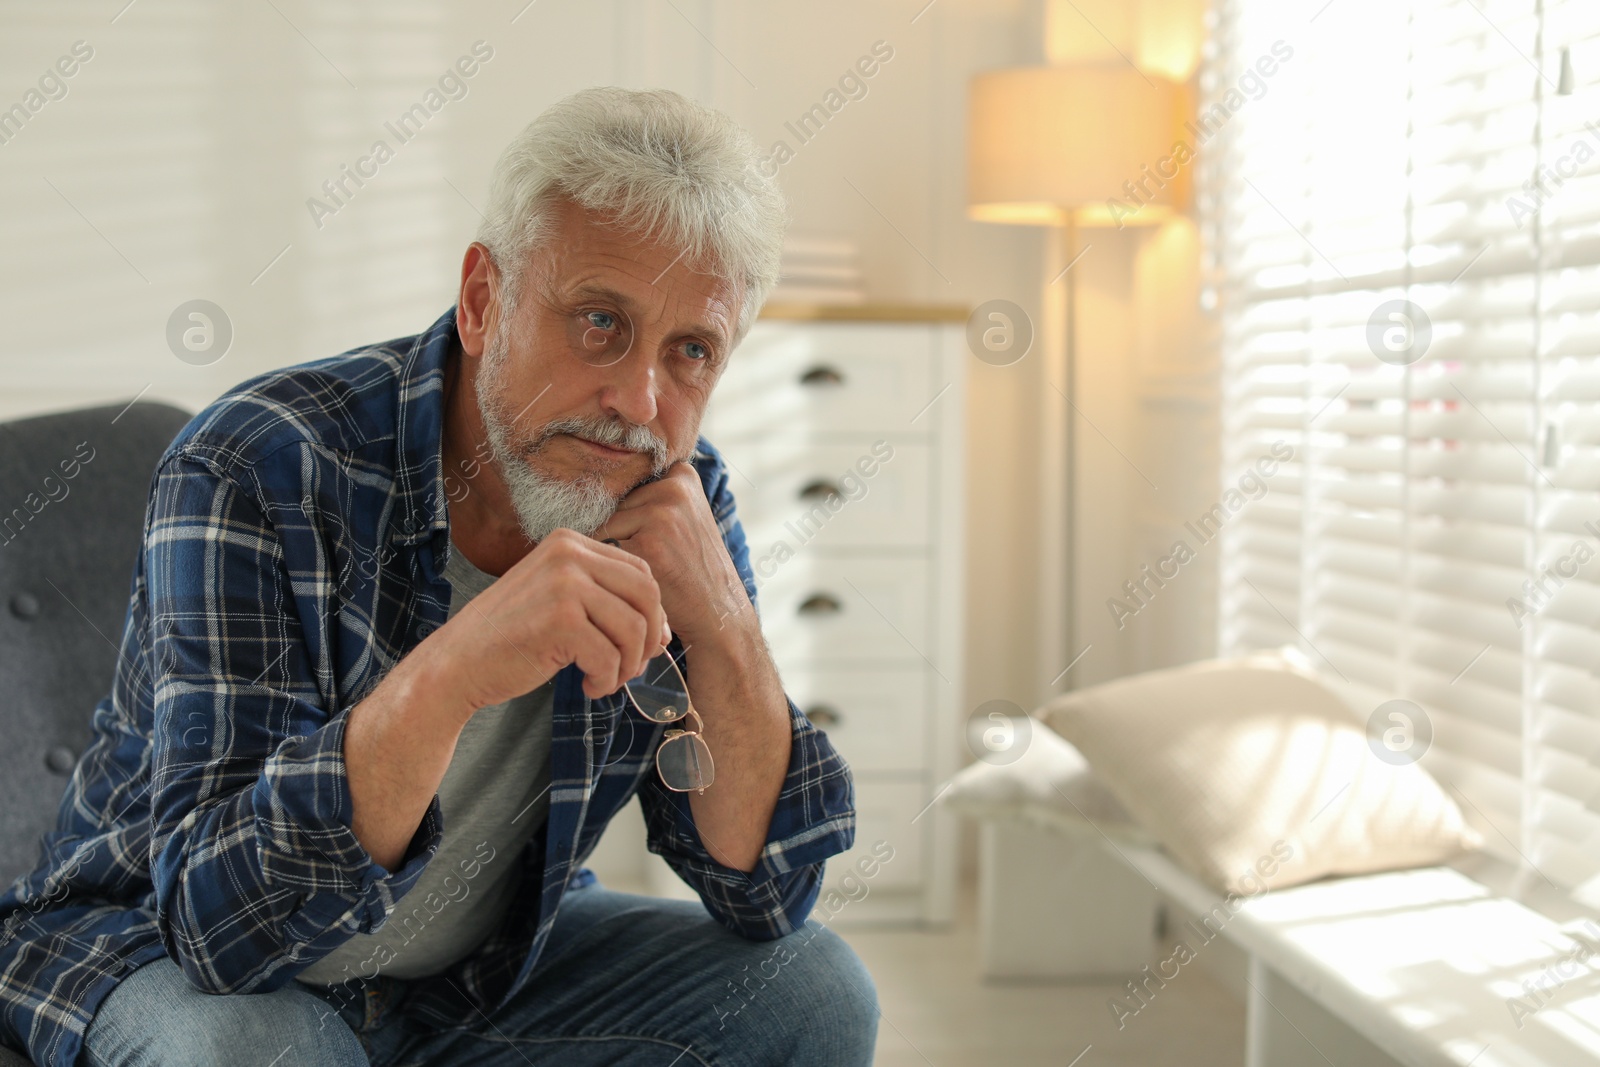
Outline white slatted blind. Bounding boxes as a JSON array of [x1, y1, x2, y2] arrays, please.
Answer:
[[0, 2, 502, 422], [1208, 0, 1600, 899], [1529, 0, 1600, 897]]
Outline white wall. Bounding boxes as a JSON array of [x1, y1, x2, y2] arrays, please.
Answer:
[[0, 0, 1216, 818]]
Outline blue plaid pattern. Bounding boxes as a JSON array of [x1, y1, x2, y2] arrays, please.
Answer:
[[0, 306, 856, 1067]]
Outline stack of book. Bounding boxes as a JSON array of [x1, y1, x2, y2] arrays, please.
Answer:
[[768, 233, 865, 305]]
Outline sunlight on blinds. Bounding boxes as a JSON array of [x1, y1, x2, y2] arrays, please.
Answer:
[[1207, 0, 1600, 900], [1532, 0, 1600, 902]]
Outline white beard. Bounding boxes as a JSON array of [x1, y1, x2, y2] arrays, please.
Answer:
[[475, 316, 669, 543]]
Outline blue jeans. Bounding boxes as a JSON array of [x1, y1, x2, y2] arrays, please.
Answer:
[[77, 882, 878, 1066]]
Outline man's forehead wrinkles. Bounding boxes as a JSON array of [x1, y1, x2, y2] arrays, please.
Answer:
[[566, 249, 727, 300]]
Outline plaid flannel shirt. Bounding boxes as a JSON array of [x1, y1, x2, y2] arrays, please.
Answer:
[[0, 305, 856, 1067]]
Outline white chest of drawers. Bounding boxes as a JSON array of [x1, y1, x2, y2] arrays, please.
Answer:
[[702, 306, 968, 926]]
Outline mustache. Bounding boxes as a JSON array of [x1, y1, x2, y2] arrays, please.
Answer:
[[533, 414, 670, 470]]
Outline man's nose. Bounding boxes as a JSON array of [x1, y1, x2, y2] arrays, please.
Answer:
[[599, 346, 659, 427]]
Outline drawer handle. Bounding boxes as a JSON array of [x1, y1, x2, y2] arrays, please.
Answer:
[[798, 593, 843, 616], [799, 365, 845, 387], [805, 704, 843, 728], [798, 479, 843, 503]]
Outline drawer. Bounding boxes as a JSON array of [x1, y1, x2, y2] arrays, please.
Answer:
[[723, 438, 931, 553], [707, 323, 941, 437], [754, 556, 935, 667], [784, 666, 929, 774], [820, 777, 926, 897]]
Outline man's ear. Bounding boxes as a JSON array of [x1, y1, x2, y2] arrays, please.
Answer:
[[457, 241, 500, 359]]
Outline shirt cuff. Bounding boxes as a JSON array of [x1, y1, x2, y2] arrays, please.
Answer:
[[253, 710, 444, 929], [655, 697, 856, 892]]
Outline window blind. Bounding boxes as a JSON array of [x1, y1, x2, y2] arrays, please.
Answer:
[[0, 1, 475, 422], [1207, 0, 1600, 898]]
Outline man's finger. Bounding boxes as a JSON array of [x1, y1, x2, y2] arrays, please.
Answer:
[[579, 583, 655, 685], [585, 532, 650, 574], [593, 508, 649, 546], [571, 546, 660, 615]]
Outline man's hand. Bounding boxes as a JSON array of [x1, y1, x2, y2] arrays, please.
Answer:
[[426, 528, 671, 710], [348, 528, 668, 871], [596, 460, 793, 872], [593, 462, 755, 648]]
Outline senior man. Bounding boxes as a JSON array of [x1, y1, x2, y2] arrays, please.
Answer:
[[0, 87, 875, 1067]]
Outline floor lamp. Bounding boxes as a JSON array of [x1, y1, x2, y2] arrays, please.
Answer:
[[966, 63, 1178, 698]]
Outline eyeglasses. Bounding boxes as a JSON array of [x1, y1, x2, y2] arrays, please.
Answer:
[[623, 647, 715, 794]]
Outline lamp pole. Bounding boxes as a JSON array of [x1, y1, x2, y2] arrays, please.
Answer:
[[1061, 213, 1078, 694], [1037, 211, 1081, 704], [964, 64, 1179, 702]]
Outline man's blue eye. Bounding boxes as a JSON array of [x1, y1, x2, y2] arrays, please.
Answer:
[[683, 342, 709, 362], [586, 311, 617, 331]]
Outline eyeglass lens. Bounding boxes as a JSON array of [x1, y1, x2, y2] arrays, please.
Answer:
[[658, 731, 714, 791], [628, 649, 691, 723]]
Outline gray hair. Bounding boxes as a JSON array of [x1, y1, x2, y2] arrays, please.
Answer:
[[475, 86, 787, 343]]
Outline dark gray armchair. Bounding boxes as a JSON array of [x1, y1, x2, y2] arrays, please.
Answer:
[[0, 401, 192, 1067]]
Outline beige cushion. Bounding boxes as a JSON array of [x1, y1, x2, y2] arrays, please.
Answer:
[[940, 718, 1158, 845], [1038, 649, 1480, 896]]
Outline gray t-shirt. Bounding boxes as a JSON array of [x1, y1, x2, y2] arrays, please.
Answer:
[[294, 538, 554, 986]]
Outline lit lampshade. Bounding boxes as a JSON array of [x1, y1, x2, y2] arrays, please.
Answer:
[[967, 64, 1181, 227]]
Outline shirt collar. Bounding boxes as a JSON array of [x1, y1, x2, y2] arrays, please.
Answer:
[[390, 305, 459, 549]]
